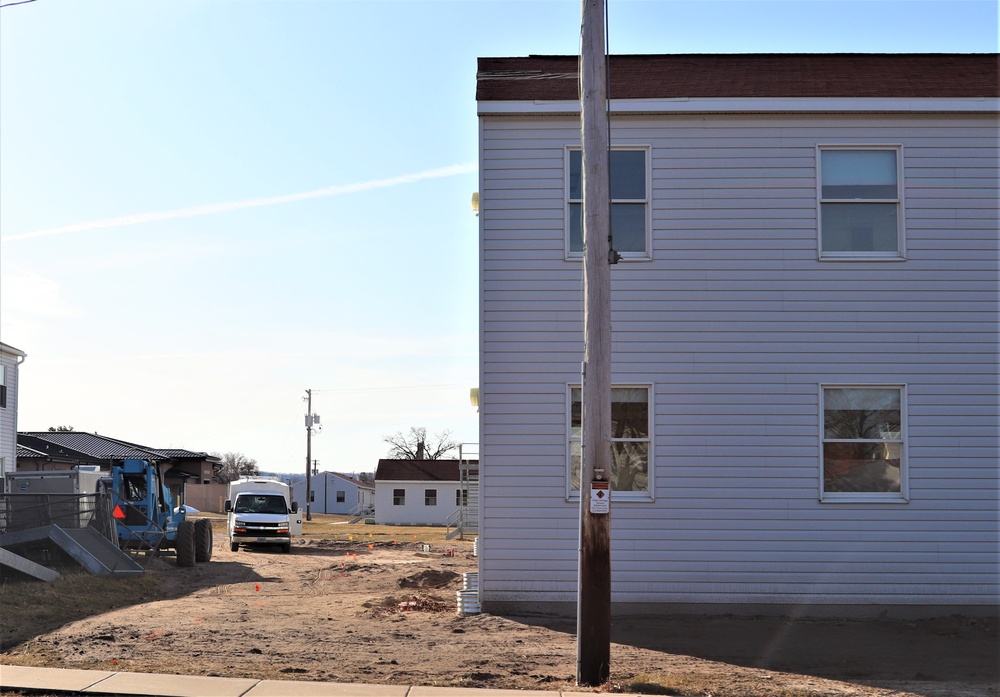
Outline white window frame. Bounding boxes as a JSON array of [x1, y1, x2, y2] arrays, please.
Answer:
[[817, 145, 905, 261], [566, 383, 654, 502], [566, 145, 652, 261], [819, 383, 908, 503]]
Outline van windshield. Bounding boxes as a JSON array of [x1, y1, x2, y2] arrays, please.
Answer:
[[234, 494, 287, 515]]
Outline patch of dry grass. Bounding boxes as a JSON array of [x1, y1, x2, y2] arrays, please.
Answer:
[[299, 514, 472, 546], [0, 571, 162, 650]]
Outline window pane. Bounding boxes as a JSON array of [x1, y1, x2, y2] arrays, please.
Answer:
[[821, 203, 898, 253], [611, 203, 646, 252], [610, 150, 646, 199], [824, 442, 901, 493], [822, 150, 896, 199], [569, 202, 583, 253], [825, 388, 901, 439], [611, 387, 648, 438], [570, 440, 582, 491], [569, 150, 582, 199], [611, 441, 648, 492], [570, 387, 582, 428]]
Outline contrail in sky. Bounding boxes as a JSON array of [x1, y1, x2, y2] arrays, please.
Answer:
[[1, 162, 477, 243]]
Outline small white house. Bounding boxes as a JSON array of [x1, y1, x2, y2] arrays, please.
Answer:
[[0, 342, 27, 482], [374, 459, 463, 526], [281, 471, 374, 515]]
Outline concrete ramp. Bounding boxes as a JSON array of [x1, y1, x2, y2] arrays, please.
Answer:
[[63, 527, 144, 575], [0, 546, 60, 582], [0, 525, 143, 576]]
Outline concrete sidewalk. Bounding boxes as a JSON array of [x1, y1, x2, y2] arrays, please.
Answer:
[[0, 665, 631, 697]]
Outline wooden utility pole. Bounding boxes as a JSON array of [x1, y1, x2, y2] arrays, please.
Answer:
[[577, 0, 612, 687], [305, 389, 313, 521]]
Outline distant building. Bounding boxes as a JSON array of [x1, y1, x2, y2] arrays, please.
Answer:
[[279, 471, 374, 515], [374, 459, 465, 526], [14, 430, 221, 506]]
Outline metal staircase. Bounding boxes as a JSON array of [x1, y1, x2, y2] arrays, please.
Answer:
[[446, 443, 479, 540]]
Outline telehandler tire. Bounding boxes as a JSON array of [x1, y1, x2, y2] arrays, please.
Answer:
[[176, 520, 197, 567], [195, 518, 213, 562]]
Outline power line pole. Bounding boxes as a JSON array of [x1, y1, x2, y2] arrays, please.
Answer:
[[305, 389, 314, 522], [577, 0, 612, 687]]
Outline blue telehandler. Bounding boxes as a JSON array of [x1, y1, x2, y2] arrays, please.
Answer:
[[109, 459, 212, 567]]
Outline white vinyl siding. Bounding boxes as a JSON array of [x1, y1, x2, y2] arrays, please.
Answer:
[[374, 480, 463, 526], [0, 353, 19, 478], [478, 111, 999, 610]]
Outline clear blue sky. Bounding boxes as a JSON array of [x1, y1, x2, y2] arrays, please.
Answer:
[[1, 0, 995, 475]]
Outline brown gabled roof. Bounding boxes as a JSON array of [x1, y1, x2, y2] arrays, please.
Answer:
[[476, 54, 999, 101], [375, 459, 461, 482]]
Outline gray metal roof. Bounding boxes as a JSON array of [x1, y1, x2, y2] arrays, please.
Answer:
[[19, 432, 164, 461]]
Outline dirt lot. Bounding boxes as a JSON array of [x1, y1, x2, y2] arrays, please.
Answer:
[[1, 517, 997, 697]]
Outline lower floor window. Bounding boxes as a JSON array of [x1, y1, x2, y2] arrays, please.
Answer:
[[336, 490, 345, 503], [822, 385, 906, 501], [393, 489, 405, 506], [569, 384, 651, 499], [424, 489, 437, 506]]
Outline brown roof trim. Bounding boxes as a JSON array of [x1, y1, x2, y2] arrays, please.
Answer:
[[477, 54, 999, 101], [374, 459, 466, 482]]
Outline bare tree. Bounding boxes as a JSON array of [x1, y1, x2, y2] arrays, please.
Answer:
[[383, 427, 458, 460], [212, 452, 260, 483], [355, 472, 375, 486], [47, 426, 75, 432]]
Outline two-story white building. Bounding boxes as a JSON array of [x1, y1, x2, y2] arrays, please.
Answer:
[[476, 53, 998, 617], [0, 342, 27, 483]]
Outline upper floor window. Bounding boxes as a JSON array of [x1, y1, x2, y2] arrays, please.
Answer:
[[569, 384, 652, 500], [568, 147, 650, 260], [821, 385, 907, 502], [818, 147, 903, 259]]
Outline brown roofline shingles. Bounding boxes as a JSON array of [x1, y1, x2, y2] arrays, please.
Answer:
[[476, 53, 999, 101]]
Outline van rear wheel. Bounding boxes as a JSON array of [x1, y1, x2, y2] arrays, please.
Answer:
[[230, 541, 239, 552]]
